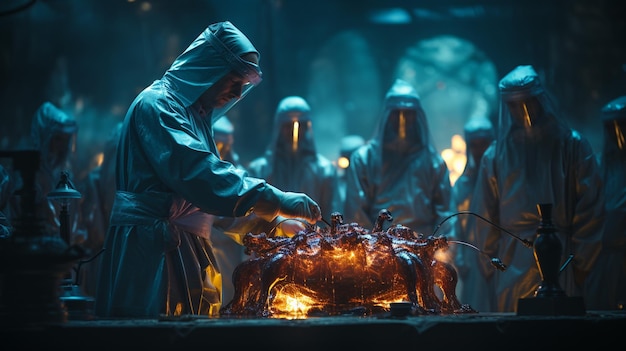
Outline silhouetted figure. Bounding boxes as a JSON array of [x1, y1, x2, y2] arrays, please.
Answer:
[[344, 79, 454, 235], [247, 96, 338, 221], [585, 95, 626, 310], [450, 115, 494, 310], [470, 65, 604, 312], [10, 102, 86, 244]]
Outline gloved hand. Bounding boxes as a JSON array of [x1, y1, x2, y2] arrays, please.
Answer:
[[253, 184, 321, 225]]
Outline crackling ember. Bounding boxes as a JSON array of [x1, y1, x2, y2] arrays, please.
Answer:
[[220, 210, 477, 319]]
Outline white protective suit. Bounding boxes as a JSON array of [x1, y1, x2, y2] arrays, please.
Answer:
[[247, 96, 339, 221], [470, 65, 604, 312], [95, 22, 320, 318], [450, 115, 494, 310], [344, 79, 454, 236], [585, 95, 626, 310]]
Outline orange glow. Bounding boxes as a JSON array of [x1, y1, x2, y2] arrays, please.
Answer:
[[337, 156, 350, 169], [262, 242, 411, 319], [94, 152, 104, 168], [292, 121, 299, 152], [441, 134, 466, 186], [522, 103, 532, 127], [399, 110, 406, 140], [222, 223, 476, 318], [269, 284, 319, 319], [614, 120, 625, 150], [216, 141, 225, 158]]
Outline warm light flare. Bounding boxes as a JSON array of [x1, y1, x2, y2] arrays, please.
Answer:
[[222, 216, 477, 319], [452, 155, 467, 175], [94, 152, 104, 168], [216, 141, 225, 159], [522, 103, 532, 127], [270, 285, 318, 319], [399, 110, 406, 139], [614, 120, 625, 150], [292, 121, 299, 152], [441, 134, 466, 186], [451, 134, 466, 154], [337, 156, 350, 169], [434, 248, 452, 263]]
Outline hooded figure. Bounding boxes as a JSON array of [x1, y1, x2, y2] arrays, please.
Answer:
[[469, 65, 604, 312], [213, 115, 241, 166], [247, 96, 339, 220], [343, 79, 454, 235], [585, 95, 626, 310], [450, 115, 495, 310], [95, 22, 321, 318], [11, 102, 85, 243]]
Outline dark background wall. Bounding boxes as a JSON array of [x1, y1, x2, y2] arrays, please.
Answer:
[[1, 0, 624, 178]]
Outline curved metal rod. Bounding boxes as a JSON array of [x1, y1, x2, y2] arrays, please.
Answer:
[[432, 211, 533, 249], [448, 240, 507, 272]]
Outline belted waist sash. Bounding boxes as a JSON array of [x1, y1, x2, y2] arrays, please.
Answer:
[[110, 190, 212, 239]]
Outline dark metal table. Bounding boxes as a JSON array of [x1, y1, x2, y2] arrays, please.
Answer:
[[2, 311, 624, 350]]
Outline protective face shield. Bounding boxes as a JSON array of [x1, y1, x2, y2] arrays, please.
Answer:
[[165, 21, 263, 120], [382, 108, 422, 152], [603, 119, 626, 152], [210, 62, 262, 121], [210, 71, 262, 121], [277, 117, 313, 153], [504, 96, 546, 131], [380, 79, 428, 152], [274, 96, 314, 154], [204, 23, 263, 121], [601, 96, 626, 153], [498, 65, 556, 139]]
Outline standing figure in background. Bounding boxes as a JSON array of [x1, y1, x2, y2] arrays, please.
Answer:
[[344, 79, 454, 235], [333, 134, 365, 215], [585, 95, 626, 310], [10, 102, 87, 245], [79, 122, 123, 296], [450, 115, 495, 311], [208, 115, 247, 305], [95, 22, 321, 319], [469, 65, 604, 312], [247, 96, 338, 221]]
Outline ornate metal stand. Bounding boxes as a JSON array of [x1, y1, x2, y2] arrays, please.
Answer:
[[0, 150, 82, 326], [517, 203, 585, 316], [48, 171, 95, 320]]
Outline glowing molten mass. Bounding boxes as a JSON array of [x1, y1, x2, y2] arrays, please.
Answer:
[[220, 212, 476, 319]]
